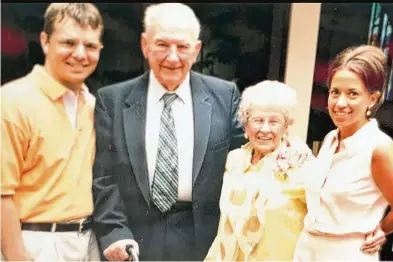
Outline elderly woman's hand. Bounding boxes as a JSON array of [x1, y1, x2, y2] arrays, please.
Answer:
[[284, 136, 312, 166]]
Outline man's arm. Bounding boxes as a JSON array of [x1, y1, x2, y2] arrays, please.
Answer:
[[1, 102, 30, 261], [229, 83, 246, 151], [1, 196, 31, 261], [92, 90, 136, 260]]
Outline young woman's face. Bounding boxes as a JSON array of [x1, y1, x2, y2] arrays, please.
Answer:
[[328, 69, 379, 132]]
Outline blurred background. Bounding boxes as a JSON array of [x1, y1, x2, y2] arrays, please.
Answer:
[[2, 3, 392, 145]]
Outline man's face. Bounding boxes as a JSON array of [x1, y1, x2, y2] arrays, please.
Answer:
[[40, 16, 102, 90], [141, 25, 201, 91]]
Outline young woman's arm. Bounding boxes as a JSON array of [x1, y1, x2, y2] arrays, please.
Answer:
[[361, 135, 393, 254]]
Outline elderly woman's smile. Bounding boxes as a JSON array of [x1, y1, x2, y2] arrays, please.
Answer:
[[246, 108, 287, 160], [237, 80, 296, 165]]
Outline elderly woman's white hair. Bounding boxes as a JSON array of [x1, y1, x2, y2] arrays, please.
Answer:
[[238, 80, 298, 125], [143, 3, 201, 41]]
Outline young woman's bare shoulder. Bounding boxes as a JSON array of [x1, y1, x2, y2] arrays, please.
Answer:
[[373, 132, 393, 160]]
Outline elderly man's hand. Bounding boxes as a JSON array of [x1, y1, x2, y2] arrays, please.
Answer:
[[103, 239, 139, 261], [285, 135, 312, 166]]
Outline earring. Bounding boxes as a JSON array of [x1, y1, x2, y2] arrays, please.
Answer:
[[366, 107, 372, 117], [244, 132, 248, 139]]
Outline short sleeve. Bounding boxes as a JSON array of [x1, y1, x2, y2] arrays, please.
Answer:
[[1, 98, 29, 195]]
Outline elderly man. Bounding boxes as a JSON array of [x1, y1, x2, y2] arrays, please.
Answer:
[[92, 3, 245, 261], [1, 3, 103, 261]]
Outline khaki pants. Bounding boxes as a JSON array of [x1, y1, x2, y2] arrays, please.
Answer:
[[1, 229, 100, 261]]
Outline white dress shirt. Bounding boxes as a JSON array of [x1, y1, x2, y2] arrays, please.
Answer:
[[145, 71, 195, 201]]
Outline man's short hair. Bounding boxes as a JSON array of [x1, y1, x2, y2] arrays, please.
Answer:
[[143, 3, 200, 41], [43, 3, 104, 40]]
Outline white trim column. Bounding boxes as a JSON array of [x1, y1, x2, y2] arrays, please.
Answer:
[[284, 3, 322, 142]]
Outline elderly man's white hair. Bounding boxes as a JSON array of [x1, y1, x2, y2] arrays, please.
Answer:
[[143, 3, 201, 41], [238, 80, 298, 125]]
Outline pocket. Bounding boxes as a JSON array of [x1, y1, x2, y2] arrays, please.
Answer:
[[87, 230, 101, 261], [22, 231, 49, 260], [54, 232, 88, 261], [209, 138, 230, 152]]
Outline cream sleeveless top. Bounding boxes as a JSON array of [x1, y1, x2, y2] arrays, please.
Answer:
[[304, 119, 389, 235]]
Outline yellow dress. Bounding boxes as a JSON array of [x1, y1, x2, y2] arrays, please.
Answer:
[[205, 143, 312, 261]]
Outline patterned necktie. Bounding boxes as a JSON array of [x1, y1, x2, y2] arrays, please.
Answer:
[[152, 93, 179, 212]]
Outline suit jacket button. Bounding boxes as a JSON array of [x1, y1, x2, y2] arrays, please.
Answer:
[[145, 210, 149, 216]]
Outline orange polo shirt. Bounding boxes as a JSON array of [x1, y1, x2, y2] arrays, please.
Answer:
[[1, 65, 96, 222]]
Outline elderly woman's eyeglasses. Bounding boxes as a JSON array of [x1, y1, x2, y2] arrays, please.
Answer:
[[248, 117, 286, 130]]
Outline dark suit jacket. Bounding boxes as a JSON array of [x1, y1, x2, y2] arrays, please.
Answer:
[[92, 71, 245, 260]]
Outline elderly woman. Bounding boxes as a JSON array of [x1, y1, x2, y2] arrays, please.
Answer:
[[204, 80, 313, 261], [294, 45, 393, 261]]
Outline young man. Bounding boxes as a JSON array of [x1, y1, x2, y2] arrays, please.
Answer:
[[1, 3, 104, 261]]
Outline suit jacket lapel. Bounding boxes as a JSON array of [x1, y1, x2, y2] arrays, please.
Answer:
[[123, 72, 151, 206], [190, 72, 212, 185]]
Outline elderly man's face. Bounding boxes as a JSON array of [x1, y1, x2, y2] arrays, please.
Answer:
[[141, 25, 201, 91], [245, 108, 288, 157]]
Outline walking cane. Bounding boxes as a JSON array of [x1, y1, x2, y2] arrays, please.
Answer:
[[125, 244, 139, 261]]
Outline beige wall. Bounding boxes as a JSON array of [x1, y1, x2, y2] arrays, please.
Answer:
[[285, 3, 322, 142]]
